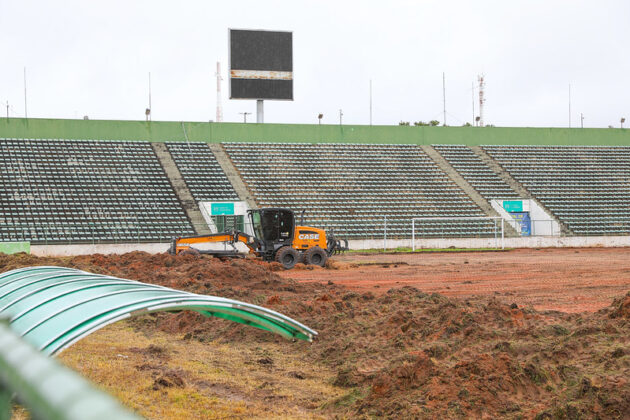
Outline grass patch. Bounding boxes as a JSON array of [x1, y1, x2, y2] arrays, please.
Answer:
[[324, 388, 367, 408], [59, 322, 345, 420]]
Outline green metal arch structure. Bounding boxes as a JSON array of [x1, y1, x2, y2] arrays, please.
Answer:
[[0, 266, 317, 356]]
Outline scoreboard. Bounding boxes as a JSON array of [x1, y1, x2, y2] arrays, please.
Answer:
[[229, 29, 293, 101]]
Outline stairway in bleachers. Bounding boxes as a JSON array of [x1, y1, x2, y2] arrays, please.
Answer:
[[165, 142, 239, 202], [222, 142, 499, 239], [433, 144, 522, 200], [483, 145, 630, 235], [0, 139, 195, 243], [152, 143, 212, 235]]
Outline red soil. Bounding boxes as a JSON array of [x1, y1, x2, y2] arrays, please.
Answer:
[[282, 248, 630, 313], [1, 248, 629, 418]]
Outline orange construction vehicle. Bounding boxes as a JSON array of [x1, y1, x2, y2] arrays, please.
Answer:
[[168, 208, 348, 269]]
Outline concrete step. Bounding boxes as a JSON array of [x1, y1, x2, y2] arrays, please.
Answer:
[[470, 146, 573, 235], [422, 145, 520, 237], [207, 143, 258, 209], [151, 142, 211, 235]]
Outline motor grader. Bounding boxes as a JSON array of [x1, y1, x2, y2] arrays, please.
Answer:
[[168, 208, 348, 269]]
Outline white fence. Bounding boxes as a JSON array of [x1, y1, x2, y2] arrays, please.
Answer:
[[411, 216, 505, 251]]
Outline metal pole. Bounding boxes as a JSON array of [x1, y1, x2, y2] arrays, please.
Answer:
[[501, 218, 505, 250], [216, 62, 223, 122], [23, 67, 27, 119], [383, 215, 387, 251], [442, 72, 446, 126], [412, 219, 415, 252], [369, 79, 373, 126], [256, 100, 264, 123], [148, 72, 152, 121], [472, 81, 475, 125], [569, 83, 571, 128]]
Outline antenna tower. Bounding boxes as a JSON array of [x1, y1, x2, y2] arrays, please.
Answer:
[[216, 62, 223, 122], [478, 75, 485, 127]]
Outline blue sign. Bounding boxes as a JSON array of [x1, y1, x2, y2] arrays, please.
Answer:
[[503, 200, 523, 213], [510, 212, 531, 236], [211, 202, 235, 215]]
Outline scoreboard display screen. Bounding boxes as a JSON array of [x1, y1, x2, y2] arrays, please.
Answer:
[[229, 29, 293, 100]]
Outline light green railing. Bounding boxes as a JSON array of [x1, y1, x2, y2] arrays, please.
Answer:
[[0, 318, 142, 420]]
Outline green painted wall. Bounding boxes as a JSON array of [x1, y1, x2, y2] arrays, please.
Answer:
[[0, 242, 30, 255], [1, 117, 630, 145]]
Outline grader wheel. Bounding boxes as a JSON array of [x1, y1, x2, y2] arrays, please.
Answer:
[[275, 246, 299, 269], [303, 246, 328, 267]]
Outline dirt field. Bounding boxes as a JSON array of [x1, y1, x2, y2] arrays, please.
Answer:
[[2, 249, 630, 419], [284, 248, 630, 313]]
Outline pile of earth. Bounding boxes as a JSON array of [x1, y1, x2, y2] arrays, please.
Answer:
[[1, 252, 629, 419]]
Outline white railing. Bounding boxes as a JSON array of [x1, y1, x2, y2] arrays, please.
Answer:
[[411, 216, 505, 251]]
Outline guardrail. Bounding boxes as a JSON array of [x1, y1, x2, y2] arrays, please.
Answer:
[[0, 317, 142, 420]]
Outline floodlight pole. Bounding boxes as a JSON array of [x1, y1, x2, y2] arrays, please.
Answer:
[[369, 79, 373, 126], [23, 67, 28, 119], [239, 112, 251, 123], [442, 72, 446, 126], [256, 100, 264, 123], [569, 83, 571, 128]]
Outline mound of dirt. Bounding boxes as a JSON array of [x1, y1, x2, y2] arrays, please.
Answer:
[[609, 291, 630, 319], [1, 252, 629, 419]]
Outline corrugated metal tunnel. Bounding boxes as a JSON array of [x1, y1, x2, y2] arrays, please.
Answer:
[[0, 266, 317, 356]]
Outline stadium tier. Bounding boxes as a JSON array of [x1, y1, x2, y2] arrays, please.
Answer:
[[0, 139, 194, 243], [432, 144, 521, 200], [2, 122, 630, 245], [166, 142, 239, 201], [483, 145, 630, 235], [222, 142, 497, 238]]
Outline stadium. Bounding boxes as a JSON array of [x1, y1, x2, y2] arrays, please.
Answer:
[[1, 116, 630, 418], [1, 5, 630, 420]]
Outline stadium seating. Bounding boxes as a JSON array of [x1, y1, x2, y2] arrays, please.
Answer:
[[483, 145, 630, 235], [0, 139, 194, 243], [6, 135, 626, 244], [166, 142, 239, 202], [223, 142, 498, 238], [432, 144, 521, 200]]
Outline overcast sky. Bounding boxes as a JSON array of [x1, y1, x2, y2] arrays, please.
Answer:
[[1, 1, 628, 128]]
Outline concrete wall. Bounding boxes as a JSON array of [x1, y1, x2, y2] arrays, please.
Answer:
[[349, 235, 630, 250], [2, 117, 630, 146], [27, 235, 630, 256], [30, 243, 168, 257]]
